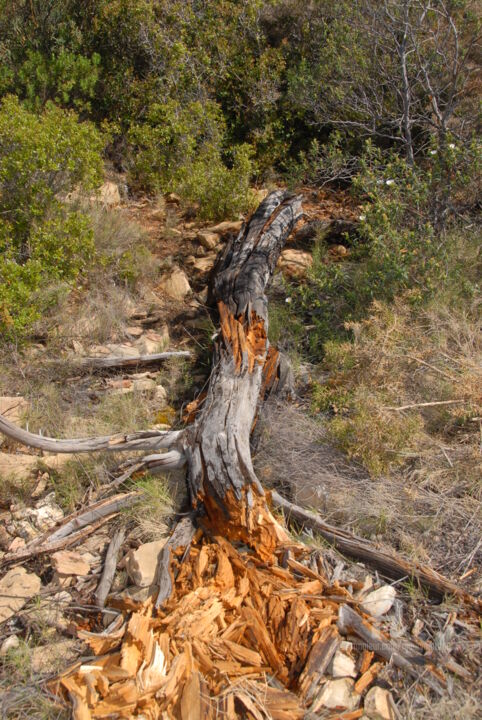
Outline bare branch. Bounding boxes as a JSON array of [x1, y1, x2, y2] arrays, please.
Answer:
[[0, 413, 183, 453]]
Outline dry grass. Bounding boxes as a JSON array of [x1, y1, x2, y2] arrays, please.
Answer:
[[255, 391, 481, 588]]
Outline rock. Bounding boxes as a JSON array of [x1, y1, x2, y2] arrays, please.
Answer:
[[360, 585, 396, 617], [364, 687, 396, 720], [197, 231, 219, 250], [0, 452, 68, 480], [88, 344, 111, 356], [207, 220, 243, 235], [149, 208, 166, 222], [124, 539, 167, 587], [9, 519, 37, 542], [0, 567, 41, 623], [126, 325, 144, 338], [188, 255, 217, 273], [158, 267, 192, 300], [98, 181, 121, 207], [165, 192, 181, 204], [0, 524, 11, 550], [136, 327, 170, 354], [0, 635, 20, 656], [315, 678, 360, 712], [168, 228, 183, 238], [329, 647, 357, 678], [0, 452, 39, 480], [105, 343, 140, 359], [8, 536, 26, 552], [133, 377, 157, 394], [154, 385, 168, 404], [253, 188, 269, 203], [52, 550, 91, 577], [0, 396, 28, 425], [29, 592, 71, 630], [26, 493, 64, 531], [278, 249, 313, 279], [332, 244, 349, 257], [31, 639, 79, 674], [31, 474, 48, 499]]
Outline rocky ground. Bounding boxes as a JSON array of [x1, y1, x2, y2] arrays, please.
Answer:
[[0, 181, 479, 719]]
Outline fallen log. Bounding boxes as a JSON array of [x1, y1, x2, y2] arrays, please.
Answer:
[[77, 350, 191, 371], [181, 190, 302, 554]]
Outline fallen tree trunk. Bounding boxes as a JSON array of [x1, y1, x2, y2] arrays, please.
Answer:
[[182, 190, 302, 553]]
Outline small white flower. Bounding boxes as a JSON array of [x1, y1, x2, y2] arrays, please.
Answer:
[[385, 179, 395, 186], [285, 297, 292, 304], [430, 149, 437, 155], [359, 214, 366, 221], [376, 179, 384, 185], [448, 143, 455, 149]]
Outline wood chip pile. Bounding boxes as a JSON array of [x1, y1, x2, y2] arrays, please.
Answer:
[[51, 530, 450, 720]]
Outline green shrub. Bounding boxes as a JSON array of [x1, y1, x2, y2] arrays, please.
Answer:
[[298, 139, 480, 354], [18, 49, 100, 112], [0, 95, 104, 338], [175, 143, 256, 220], [127, 98, 255, 219]]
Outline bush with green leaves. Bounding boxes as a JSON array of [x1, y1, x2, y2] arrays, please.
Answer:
[[17, 49, 100, 113], [0, 95, 104, 337], [297, 138, 480, 354], [128, 98, 256, 219]]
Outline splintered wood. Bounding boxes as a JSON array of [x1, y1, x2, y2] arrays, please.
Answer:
[[52, 532, 435, 720]]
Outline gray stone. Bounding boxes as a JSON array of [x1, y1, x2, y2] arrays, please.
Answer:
[[124, 540, 167, 586], [360, 585, 396, 617], [158, 267, 191, 300]]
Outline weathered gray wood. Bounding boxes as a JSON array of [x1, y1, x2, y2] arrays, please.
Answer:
[[95, 528, 126, 608], [0, 413, 182, 454], [78, 351, 190, 371], [155, 516, 197, 608], [337, 604, 444, 695]]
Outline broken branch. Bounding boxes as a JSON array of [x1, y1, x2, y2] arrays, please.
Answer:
[[0, 413, 183, 453]]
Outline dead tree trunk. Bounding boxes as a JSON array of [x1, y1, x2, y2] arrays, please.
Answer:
[[183, 190, 302, 555]]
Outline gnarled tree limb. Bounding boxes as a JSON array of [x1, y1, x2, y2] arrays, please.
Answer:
[[0, 413, 183, 453]]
